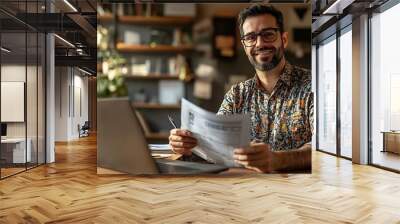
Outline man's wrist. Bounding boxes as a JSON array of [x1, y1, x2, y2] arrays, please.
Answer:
[[271, 150, 285, 171], [270, 147, 312, 172]]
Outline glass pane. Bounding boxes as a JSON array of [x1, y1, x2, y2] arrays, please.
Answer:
[[26, 0, 44, 170], [312, 45, 317, 150], [339, 28, 352, 158], [1, 0, 46, 178], [27, 31, 38, 169], [38, 33, 45, 165], [1, 31, 27, 177], [317, 36, 337, 154], [371, 3, 400, 171]]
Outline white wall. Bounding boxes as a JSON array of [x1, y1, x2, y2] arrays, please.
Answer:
[[55, 67, 69, 141], [1, 64, 46, 164], [55, 67, 89, 141], [1, 65, 31, 137]]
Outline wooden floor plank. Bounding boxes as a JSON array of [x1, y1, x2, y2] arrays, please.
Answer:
[[0, 135, 399, 223]]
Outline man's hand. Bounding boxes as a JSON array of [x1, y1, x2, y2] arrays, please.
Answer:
[[233, 142, 275, 173], [169, 129, 198, 155], [234, 142, 312, 173]]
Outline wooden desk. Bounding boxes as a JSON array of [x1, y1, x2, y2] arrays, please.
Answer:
[[98, 152, 251, 175], [98, 166, 255, 176], [98, 153, 309, 175], [381, 131, 400, 154]]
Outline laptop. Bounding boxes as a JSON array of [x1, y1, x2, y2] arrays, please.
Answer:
[[97, 98, 228, 175]]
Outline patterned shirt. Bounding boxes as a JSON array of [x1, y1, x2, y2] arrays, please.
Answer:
[[217, 62, 313, 151]]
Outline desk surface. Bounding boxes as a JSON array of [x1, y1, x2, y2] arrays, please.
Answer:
[[98, 153, 254, 175], [99, 153, 309, 175], [97, 165, 256, 175], [1, 138, 26, 143]]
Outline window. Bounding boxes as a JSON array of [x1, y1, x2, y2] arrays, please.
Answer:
[[317, 35, 337, 154], [370, 2, 400, 171], [0, 1, 47, 179], [339, 27, 352, 158]]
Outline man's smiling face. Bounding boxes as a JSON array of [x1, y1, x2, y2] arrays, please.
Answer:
[[242, 14, 288, 71]]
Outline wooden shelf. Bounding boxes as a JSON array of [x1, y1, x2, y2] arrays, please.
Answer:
[[132, 102, 181, 110], [123, 74, 179, 80], [145, 132, 169, 140], [118, 15, 193, 26], [116, 43, 193, 53], [98, 14, 114, 23]]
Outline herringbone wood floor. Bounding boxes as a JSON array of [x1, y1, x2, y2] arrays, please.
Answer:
[[0, 135, 399, 224]]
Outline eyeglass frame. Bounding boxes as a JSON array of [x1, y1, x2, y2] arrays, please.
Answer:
[[240, 27, 281, 47]]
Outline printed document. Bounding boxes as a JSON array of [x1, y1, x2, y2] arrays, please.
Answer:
[[181, 98, 251, 167]]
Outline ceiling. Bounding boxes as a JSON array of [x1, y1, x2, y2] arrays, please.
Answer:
[[0, 0, 97, 74], [312, 0, 389, 43]]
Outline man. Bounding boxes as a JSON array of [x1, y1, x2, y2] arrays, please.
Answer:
[[169, 4, 313, 173]]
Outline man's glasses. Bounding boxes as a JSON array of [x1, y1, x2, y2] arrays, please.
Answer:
[[241, 28, 280, 47]]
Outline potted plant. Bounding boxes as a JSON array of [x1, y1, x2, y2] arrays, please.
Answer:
[[97, 25, 128, 98]]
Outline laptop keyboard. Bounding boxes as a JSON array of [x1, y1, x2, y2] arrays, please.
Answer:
[[157, 161, 199, 174], [155, 159, 227, 175]]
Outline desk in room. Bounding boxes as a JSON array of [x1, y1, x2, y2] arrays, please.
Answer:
[[1, 138, 31, 164], [97, 153, 253, 175], [98, 153, 309, 175]]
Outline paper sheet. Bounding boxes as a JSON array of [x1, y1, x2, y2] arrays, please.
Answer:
[[148, 144, 173, 154], [148, 144, 172, 151], [181, 98, 250, 167]]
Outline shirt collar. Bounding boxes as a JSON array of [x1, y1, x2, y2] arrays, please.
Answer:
[[253, 61, 294, 91]]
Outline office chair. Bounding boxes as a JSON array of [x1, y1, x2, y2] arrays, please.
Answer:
[[79, 121, 90, 138]]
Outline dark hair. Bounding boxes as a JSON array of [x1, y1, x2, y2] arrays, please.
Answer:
[[238, 4, 284, 37]]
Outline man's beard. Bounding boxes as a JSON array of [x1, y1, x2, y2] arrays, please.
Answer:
[[248, 44, 284, 71]]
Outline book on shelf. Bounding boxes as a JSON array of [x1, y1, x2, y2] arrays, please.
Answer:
[[101, 2, 167, 17], [129, 56, 180, 77], [172, 28, 182, 46], [130, 59, 151, 76], [116, 3, 124, 16], [124, 31, 141, 45], [113, 3, 164, 16], [145, 3, 152, 17], [163, 3, 196, 17], [168, 57, 177, 76], [123, 4, 133, 16]]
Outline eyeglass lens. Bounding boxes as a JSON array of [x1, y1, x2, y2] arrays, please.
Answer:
[[242, 28, 279, 46]]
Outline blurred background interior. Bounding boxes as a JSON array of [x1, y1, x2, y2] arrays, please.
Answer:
[[0, 0, 97, 179], [97, 3, 311, 144], [312, 0, 400, 171]]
